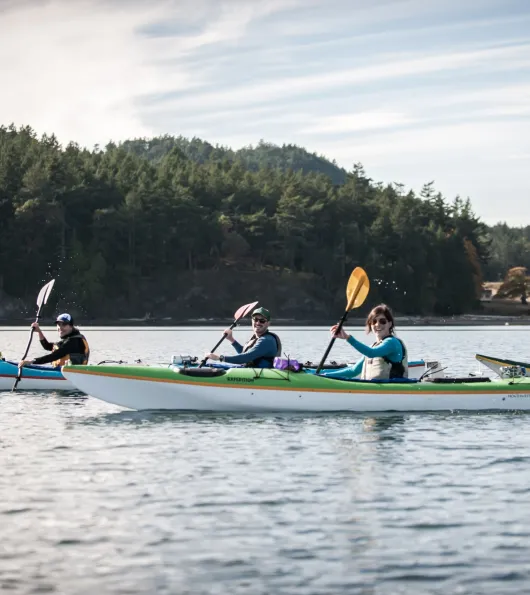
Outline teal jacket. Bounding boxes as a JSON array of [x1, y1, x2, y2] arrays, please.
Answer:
[[321, 335, 404, 379]]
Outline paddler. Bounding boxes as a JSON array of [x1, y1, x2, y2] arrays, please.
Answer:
[[18, 313, 90, 368], [324, 304, 408, 380], [204, 307, 281, 368]]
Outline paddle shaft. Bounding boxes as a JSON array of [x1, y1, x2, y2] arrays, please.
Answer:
[[198, 320, 238, 368], [12, 311, 43, 391], [315, 310, 349, 374]]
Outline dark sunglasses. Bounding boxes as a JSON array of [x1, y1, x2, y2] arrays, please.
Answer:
[[372, 317, 388, 325], [253, 317, 267, 324]]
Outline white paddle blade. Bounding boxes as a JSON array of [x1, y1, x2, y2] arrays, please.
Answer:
[[36, 279, 56, 309]]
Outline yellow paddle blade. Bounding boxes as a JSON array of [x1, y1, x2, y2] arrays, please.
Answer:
[[346, 267, 370, 311]]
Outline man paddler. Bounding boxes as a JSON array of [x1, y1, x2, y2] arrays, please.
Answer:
[[204, 307, 281, 368], [18, 313, 90, 368]]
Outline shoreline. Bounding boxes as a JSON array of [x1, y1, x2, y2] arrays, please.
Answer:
[[1, 315, 529, 327]]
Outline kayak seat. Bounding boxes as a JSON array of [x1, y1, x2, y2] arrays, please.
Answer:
[[176, 367, 226, 377], [425, 377, 491, 384]]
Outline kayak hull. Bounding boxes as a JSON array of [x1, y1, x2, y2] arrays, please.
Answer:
[[0, 360, 74, 391], [62, 364, 530, 412]]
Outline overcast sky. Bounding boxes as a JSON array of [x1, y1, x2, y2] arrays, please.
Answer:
[[1, 0, 529, 225]]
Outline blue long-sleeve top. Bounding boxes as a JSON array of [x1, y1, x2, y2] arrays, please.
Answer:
[[321, 335, 403, 379], [223, 333, 278, 367]]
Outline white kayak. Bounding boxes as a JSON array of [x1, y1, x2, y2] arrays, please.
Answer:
[[62, 363, 530, 412]]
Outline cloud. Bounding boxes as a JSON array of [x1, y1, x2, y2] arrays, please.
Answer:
[[0, 0, 529, 224], [0, 0, 304, 146], [0, 1, 191, 145], [300, 111, 415, 134], [146, 42, 530, 115]]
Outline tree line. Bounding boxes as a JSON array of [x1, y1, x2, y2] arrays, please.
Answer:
[[0, 124, 528, 320]]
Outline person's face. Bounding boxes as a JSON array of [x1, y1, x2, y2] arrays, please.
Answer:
[[370, 315, 391, 339], [56, 322, 72, 338], [252, 315, 270, 336]]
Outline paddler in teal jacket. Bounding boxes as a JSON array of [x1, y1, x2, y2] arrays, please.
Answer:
[[323, 304, 408, 380]]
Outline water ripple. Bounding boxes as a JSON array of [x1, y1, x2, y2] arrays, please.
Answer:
[[3, 328, 530, 593]]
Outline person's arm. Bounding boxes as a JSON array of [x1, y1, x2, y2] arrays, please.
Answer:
[[231, 340, 243, 354], [222, 328, 243, 354], [39, 337, 54, 351], [346, 336, 402, 361], [32, 338, 82, 365], [224, 335, 275, 364], [320, 358, 364, 378], [31, 323, 53, 350], [203, 337, 244, 363]]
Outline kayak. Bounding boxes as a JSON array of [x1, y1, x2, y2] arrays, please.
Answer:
[[0, 359, 74, 391], [476, 353, 529, 378], [62, 363, 530, 412], [0, 356, 441, 392]]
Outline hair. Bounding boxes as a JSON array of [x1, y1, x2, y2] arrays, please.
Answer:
[[365, 303, 395, 335]]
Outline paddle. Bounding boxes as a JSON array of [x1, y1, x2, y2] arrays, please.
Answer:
[[199, 301, 259, 367], [315, 267, 370, 374], [12, 279, 56, 391]]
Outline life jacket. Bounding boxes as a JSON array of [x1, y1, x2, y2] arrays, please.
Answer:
[[242, 331, 282, 368], [52, 329, 90, 368], [361, 337, 408, 380]]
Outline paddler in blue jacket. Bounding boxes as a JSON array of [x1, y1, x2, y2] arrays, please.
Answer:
[[205, 307, 281, 368]]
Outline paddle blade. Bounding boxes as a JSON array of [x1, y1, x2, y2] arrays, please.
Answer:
[[346, 267, 369, 310], [198, 300, 259, 367], [233, 300, 259, 322], [36, 279, 55, 310]]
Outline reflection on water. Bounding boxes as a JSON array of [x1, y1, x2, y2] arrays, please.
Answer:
[[362, 414, 406, 436], [3, 328, 530, 594]]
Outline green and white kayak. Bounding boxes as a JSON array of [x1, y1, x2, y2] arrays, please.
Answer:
[[62, 364, 530, 412]]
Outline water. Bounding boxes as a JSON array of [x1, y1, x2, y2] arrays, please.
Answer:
[[1, 326, 530, 594]]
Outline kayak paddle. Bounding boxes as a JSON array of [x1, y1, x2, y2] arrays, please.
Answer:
[[315, 267, 369, 374], [199, 300, 259, 367], [12, 279, 56, 391]]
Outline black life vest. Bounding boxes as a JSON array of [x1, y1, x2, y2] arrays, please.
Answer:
[[242, 331, 282, 368], [52, 329, 90, 368], [383, 337, 408, 379]]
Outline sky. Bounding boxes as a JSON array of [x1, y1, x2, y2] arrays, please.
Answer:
[[1, 0, 529, 225]]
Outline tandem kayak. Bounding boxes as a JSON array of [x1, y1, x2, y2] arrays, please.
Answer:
[[0, 356, 441, 392], [476, 353, 530, 378], [62, 364, 530, 412], [0, 359, 74, 391]]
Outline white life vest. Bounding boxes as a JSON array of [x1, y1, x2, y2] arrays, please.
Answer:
[[360, 337, 408, 380]]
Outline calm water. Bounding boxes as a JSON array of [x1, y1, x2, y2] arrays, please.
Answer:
[[1, 326, 530, 594]]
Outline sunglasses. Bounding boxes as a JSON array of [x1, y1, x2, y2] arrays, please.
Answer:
[[371, 317, 388, 325], [253, 317, 268, 324]]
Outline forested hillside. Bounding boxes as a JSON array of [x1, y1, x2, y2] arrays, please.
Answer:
[[120, 136, 348, 184], [1, 124, 528, 321]]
